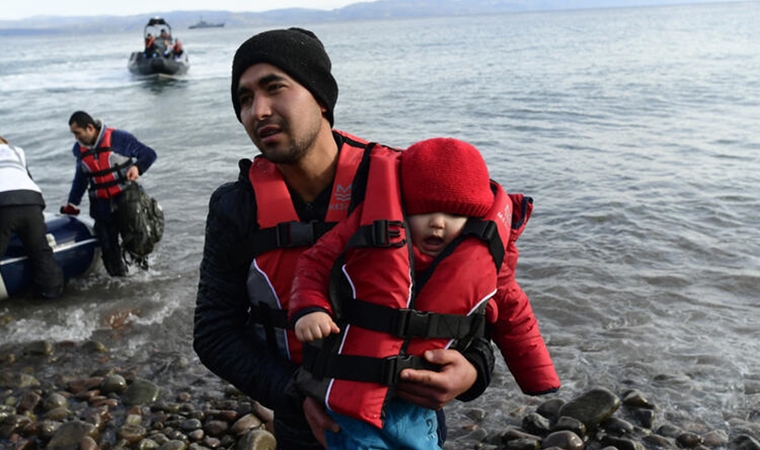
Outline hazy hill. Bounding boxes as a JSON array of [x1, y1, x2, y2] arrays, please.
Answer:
[[0, 0, 738, 34]]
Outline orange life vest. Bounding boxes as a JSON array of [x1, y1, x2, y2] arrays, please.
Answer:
[[245, 131, 397, 363], [77, 128, 133, 200]]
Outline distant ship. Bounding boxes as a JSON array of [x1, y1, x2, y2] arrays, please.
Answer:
[[189, 19, 225, 29]]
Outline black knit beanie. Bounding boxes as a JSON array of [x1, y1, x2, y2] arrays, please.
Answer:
[[231, 27, 338, 126]]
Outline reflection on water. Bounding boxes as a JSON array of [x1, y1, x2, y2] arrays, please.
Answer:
[[1, 2, 759, 433]]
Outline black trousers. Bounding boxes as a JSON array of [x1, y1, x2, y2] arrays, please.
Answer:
[[93, 214, 127, 277], [0, 204, 64, 296]]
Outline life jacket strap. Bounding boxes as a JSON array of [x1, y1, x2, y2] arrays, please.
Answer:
[[302, 341, 437, 386], [251, 221, 336, 256], [79, 147, 102, 158], [90, 178, 123, 191], [85, 160, 133, 179], [250, 302, 289, 352], [461, 219, 505, 270], [346, 220, 406, 248], [343, 298, 485, 340]]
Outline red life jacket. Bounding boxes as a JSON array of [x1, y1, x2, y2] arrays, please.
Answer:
[[246, 131, 395, 363], [77, 128, 133, 200], [299, 150, 512, 429]]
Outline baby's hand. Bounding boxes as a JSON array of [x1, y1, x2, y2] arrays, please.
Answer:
[[295, 312, 340, 342]]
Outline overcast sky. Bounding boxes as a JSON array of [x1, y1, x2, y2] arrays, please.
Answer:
[[5, 0, 361, 21]]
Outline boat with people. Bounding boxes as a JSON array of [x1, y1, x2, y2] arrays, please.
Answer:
[[0, 214, 100, 300], [128, 17, 189, 77], [189, 18, 225, 29]]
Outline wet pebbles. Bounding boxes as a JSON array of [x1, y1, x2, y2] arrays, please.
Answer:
[[1, 340, 759, 449]]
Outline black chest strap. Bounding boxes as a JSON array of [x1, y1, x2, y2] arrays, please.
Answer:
[[342, 298, 485, 341], [250, 220, 337, 257], [85, 159, 133, 179], [346, 219, 406, 248], [301, 339, 437, 386]]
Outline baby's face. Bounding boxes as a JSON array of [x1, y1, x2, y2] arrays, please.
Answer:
[[408, 212, 468, 257]]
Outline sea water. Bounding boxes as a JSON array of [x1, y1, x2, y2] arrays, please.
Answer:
[[1, 1, 759, 434]]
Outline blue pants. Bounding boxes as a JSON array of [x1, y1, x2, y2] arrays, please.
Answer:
[[325, 397, 442, 450]]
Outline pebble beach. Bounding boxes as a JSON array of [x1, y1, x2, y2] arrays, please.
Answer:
[[3, 3, 760, 448], [2, 339, 759, 450], [2, 4, 760, 449]]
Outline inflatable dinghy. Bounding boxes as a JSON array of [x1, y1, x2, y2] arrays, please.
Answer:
[[0, 214, 100, 300]]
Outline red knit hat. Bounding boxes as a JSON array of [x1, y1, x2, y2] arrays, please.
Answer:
[[400, 138, 493, 218]]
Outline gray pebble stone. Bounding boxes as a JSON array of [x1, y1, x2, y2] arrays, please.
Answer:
[[204, 419, 229, 436], [43, 406, 71, 421], [600, 435, 646, 450], [463, 407, 487, 422], [47, 420, 98, 449], [231, 413, 263, 436], [702, 429, 729, 447], [537, 398, 566, 422], [25, 340, 54, 356], [542, 430, 584, 450], [102, 374, 129, 394], [180, 417, 203, 431], [553, 416, 586, 438], [523, 411, 552, 436], [642, 434, 678, 449], [43, 392, 69, 411], [622, 389, 654, 409], [158, 440, 188, 450], [506, 437, 542, 450], [677, 431, 704, 448], [602, 416, 635, 435], [558, 387, 621, 430], [118, 423, 148, 443], [123, 379, 161, 406], [237, 429, 276, 450], [136, 439, 161, 450]]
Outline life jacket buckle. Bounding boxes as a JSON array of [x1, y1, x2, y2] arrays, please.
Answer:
[[371, 220, 405, 247], [276, 221, 317, 248], [381, 354, 415, 385], [481, 220, 498, 242], [393, 309, 433, 338]]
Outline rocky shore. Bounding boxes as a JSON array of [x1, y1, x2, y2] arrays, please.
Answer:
[[1, 340, 759, 450]]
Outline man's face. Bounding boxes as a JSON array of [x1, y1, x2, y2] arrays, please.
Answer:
[[236, 63, 326, 164], [70, 123, 98, 147]]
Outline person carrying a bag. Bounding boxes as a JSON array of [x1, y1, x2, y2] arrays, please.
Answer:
[[61, 111, 157, 276]]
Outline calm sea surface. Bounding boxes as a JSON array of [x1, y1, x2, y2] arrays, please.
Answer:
[[1, 1, 759, 435]]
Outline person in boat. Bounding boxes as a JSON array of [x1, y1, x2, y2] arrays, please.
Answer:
[[61, 111, 157, 277], [144, 33, 157, 58], [159, 28, 174, 57], [171, 39, 184, 59], [290, 137, 560, 449], [193, 28, 496, 450], [0, 135, 64, 299]]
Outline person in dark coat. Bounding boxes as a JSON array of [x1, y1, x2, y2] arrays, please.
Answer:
[[193, 28, 496, 449]]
